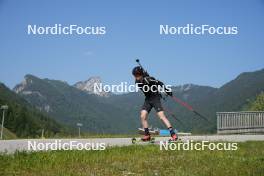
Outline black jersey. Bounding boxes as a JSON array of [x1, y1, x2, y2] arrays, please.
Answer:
[[135, 76, 164, 99]]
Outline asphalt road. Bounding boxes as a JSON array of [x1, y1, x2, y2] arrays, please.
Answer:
[[0, 135, 264, 154]]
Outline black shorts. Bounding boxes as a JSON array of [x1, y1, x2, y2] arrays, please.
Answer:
[[141, 96, 163, 113]]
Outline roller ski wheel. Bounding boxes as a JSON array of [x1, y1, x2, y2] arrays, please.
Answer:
[[131, 137, 155, 144]]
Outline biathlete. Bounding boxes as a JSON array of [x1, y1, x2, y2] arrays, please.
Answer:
[[132, 66, 178, 141]]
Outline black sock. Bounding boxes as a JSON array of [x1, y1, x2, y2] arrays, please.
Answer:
[[144, 128, 150, 135], [168, 127, 175, 136]]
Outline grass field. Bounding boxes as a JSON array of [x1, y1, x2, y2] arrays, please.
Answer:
[[0, 141, 263, 176]]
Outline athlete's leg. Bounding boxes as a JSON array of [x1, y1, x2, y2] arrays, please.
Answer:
[[140, 110, 151, 141], [140, 110, 149, 129], [152, 97, 172, 128], [157, 111, 178, 140], [156, 111, 172, 128], [154, 97, 178, 140], [141, 99, 152, 134]]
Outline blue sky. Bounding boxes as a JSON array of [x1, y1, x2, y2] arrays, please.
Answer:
[[0, 0, 263, 88]]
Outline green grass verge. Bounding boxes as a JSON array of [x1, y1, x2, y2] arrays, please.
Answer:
[[0, 141, 263, 176]]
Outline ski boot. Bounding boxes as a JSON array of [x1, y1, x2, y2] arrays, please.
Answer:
[[141, 134, 151, 142], [169, 134, 178, 142]]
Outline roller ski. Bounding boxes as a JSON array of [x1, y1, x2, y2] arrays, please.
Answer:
[[131, 135, 155, 144], [156, 134, 181, 144]]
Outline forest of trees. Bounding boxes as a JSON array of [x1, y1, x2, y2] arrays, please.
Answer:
[[0, 83, 69, 138], [248, 92, 264, 111]]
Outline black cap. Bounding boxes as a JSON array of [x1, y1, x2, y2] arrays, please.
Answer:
[[132, 66, 144, 76]]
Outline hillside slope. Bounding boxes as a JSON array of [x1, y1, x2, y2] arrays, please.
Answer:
[[0, 83, 67, 138]]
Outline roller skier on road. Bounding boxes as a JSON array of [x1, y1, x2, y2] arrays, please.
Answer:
[[132, 65, 178, 141]]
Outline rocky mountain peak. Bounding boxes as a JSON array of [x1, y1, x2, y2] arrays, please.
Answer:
[[13, 75, 34, 93], [74, 76, 110, 97]]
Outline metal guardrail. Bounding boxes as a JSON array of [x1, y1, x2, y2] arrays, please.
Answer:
[[217, 111, 264, 134]]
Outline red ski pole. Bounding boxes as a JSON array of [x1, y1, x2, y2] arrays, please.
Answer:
[[170, 95, 211, 123]]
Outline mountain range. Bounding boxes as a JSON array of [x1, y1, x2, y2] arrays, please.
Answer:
[[13, 75, 137, 134], [1, 68, 264, 137]]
